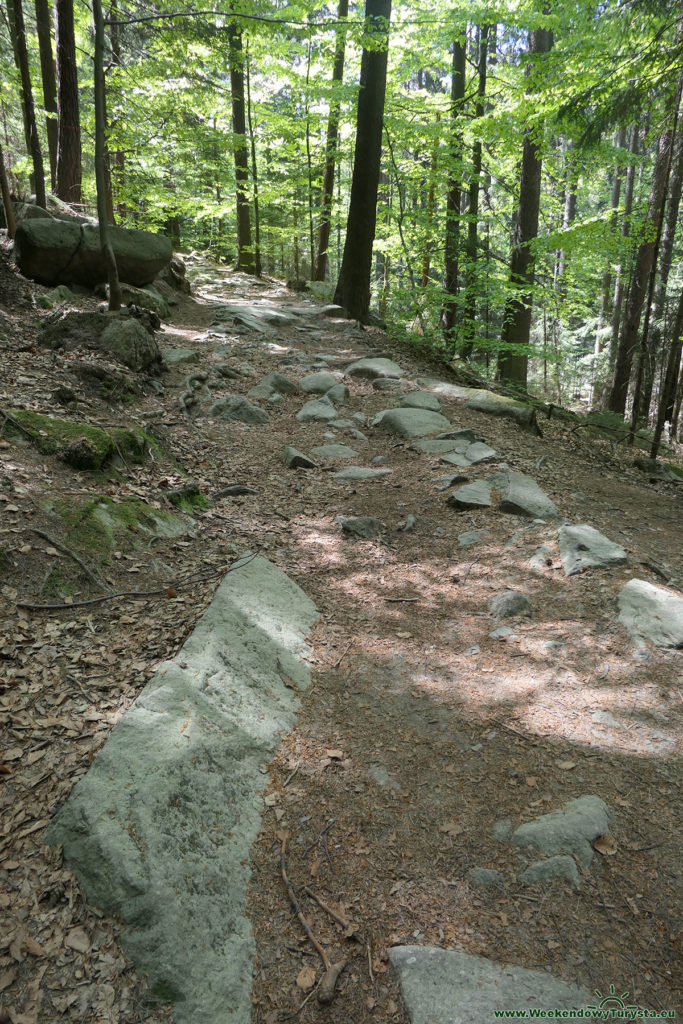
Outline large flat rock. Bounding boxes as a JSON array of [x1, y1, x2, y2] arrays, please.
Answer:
[[45, 556, 318, 1024], [15, 218, 172, 287], [558, 523, 627, 576], [489, 470, 560, 519], [465, 390, 541, 434], [374, 408, 452, 439], [416, 377, 479, 400], [346, 357, 404, 379], [510, 795, 610, 865], [389, 946, 592, 1024], [618, 579, 683, 648]]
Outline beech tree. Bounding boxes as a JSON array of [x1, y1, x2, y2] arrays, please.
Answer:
[[334, 0, 392, 321], [55, 0, 82, 203], [498, 17, 554, 390]]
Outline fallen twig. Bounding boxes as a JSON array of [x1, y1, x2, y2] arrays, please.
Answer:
[[384, 596, 419, 603], [28, 528, 111, 592], [16, 550, 259, 612], [283, 761, 301, 787], [333, 640, 353, 668], [280, 836, 330, 969], [303, 886, 351, 930]]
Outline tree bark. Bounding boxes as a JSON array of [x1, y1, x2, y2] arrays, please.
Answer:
[[10, 0, 46, 207], [313, 0, 348, 281], [650, 283, 683, 457], [34, 0, 58, 189], [333, 0, 392, 322], [594, 126, 627, 356], [440, 35, 466, 343], [607, 124, 639, 370], [92, 0, 121, 310], [109, 2, 126, 219], [228, 20, 256, 275], [461, 24, 490, 359], [608, 70, 682, 416], [637, 123, 683, 420], [0, 141, 16, 238], [56, 0, 82, 204], [245, 40, 261, 276], [497, 21, 554, 390], [5, 0, 32, 159]]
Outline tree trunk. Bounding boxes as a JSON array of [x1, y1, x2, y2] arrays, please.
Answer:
[[56, 0, 82, 203], [650, 283, 683, 457], [0, 141, 16, 237], [440, 35, 466, 343], [608, 70, 682, 416], [34, 0, 58, 189], [420, 112, 440, 288], [638, 123, 683, 420], [333, 0, 391, 321], [245, 40, 261, 276], [92, 0, 121, 310], [313, 0, 348, 281], [461, 24, 490, 359], [498, 21, 554, 389], [10, 0, 46, 207], [5, 0, 32, 159], [228, 20, 256, 275], [109, 1, 126, 219], [607, 123, 639, 372], [595, 126, 627, 356]]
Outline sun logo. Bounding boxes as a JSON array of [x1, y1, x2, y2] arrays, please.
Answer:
[[586, 984, 639, 1016]]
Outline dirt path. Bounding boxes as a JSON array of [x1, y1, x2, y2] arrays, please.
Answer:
[[0, 254, 680, 1023]]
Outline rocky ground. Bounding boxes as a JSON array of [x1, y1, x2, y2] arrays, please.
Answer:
[[0, 242, 681, 1023]]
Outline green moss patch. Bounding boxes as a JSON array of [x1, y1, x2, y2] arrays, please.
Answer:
[[5, 410, 154, 470], [634, 457, 683, 482], [166, 483, 210, 512], [43, 494, 190, 559]]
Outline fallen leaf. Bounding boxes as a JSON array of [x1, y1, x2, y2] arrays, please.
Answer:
[[325, 749, 343, 760], [64, 927, 90, 953], [556, 760, 577, 771], [3, 748, 22, 762], [0, 968, 17, 992], [395, 631, 412, 638], [525, 775, 538, 787], [279, 671, 297, 690], [439, 821, 463, 837], [166, 586, 178, 598], [593, 833, 618, 856], [296, 965, 316, 991], [264, 793, 279, 807]]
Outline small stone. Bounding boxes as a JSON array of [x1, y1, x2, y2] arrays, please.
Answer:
[[296, 397, 337, 423], [326, 383, 350, 404], [208, 395, 270, 424], [367, 766, 400, 790], [300, 370, 337, 393], [558, 524, 627, 577], [510, 795, 611, 865], [437, 429, 477, 442], [433, 474, 469, 491], [161, 348, 200, 366], [310, 444, 358, 461], [632, 648, 653, 663], [401, 391, 441, 412], [492, 819, 513, 841], [346, 357, 404, 379], [374, 408, 452, 439], [618, 579, 683, 649], [488, 470, 560, 519], [352, 412, 367, 425], [447, 480, 492, 510], [458, 530, 485, 548], [488, 591, 532, 618], [282, 446, 316, 470], [260, 371, 299, 395], [336, 515, 385, 540], [372, 455, 390, 465], [489, 626, 516, 640], [464, 441, 498, 464], [520, 856, 580, 890], [413, 439, 470, 454], [464, 645, 481, 656], [329, 419, 354, 428], [333, 466, 393, 481], [591, 711, 618, 727], [468, 867, 503, 888], [530, 544, 555, 570], [373, 378, 409, 392], [440, 452, 472, 468]]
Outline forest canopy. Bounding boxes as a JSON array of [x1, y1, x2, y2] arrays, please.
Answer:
[[1, 0, 682, 448]]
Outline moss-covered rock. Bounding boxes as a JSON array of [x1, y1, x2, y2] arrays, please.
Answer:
[[5, 409, 152, 469], [40, 309, 161, 372], [165, 483, 210, 512], [43, 495, 190, 558], [634, 457, 683, 482]]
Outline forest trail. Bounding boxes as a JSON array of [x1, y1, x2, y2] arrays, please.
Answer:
[[0, 256, 681, 1024]]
